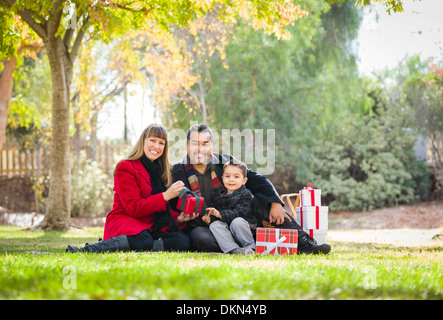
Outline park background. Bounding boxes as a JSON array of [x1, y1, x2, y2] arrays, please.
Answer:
[[1, 0, 442, 220], [0, 0, 442, 301]]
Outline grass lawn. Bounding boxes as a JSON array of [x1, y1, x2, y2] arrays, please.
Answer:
[[0, 225, 442, 300]]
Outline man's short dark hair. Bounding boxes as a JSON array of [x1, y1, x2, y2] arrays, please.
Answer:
[[186, 124, 214, 143]]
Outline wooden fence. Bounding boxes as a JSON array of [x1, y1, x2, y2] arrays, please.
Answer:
[[0, 141, 131, 178]]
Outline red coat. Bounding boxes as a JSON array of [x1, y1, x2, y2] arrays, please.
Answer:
[[103, 159, 184, 240]]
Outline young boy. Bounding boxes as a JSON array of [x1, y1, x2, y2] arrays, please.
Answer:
[[202, 160, 256, 254]]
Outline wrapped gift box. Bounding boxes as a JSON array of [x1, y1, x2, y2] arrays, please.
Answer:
[[256, 227, 298, 255], [299, 183, 321, 207], [176, 187, 204, 215], [296, 206, 328, 230], [307, 229, 327, 245]]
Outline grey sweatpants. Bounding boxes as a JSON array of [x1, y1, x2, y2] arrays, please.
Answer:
[[209, 217, 256, 253]]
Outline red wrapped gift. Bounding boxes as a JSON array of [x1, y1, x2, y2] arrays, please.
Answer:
[[256, 228, 298, 255], [176, 187, 204, 215]]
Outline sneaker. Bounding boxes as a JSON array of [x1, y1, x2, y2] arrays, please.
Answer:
[[298, 234, 331, 255]]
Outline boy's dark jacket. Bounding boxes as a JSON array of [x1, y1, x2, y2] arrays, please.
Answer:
[[171, 153, 283, 229], [209, 185, 255, 227]]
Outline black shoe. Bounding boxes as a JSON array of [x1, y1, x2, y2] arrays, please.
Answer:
[[298, 234, 331, 255], [66, 235, 130, 253]]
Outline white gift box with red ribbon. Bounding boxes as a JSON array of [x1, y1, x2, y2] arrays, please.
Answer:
[[307, 229, 327, 245], [299, 183, 321, 207], [296, 206, 328, 245], [297, 183, 328, 245], [296, 206, 328, 230]]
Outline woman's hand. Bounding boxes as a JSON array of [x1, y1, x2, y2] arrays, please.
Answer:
[[162, 180, 185, 201], [176, 211, 199, 224]]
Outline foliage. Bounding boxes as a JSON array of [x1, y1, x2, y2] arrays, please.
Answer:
[[0, 0, 311, 230], [397, 57, 443, 187], [6, 53, 51, 151], [0, 6, 42, 61], [160, 0, 329, 129], [70, 153, 114, 217], [0, 226, 442, 299], [309, 114, 430, 211], [36, 152, 114, 217], [165, 0, 370, 189], [353, 0, 404, 14]]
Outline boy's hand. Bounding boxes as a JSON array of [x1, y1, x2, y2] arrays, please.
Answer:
[[206, 207, 221, 219], [202, 212, 211, 224]]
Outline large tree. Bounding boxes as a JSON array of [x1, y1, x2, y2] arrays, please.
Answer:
[[0, 0, 306, 230]]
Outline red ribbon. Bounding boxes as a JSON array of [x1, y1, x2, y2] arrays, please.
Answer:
[[316, 206, 319, 229], [300, 207, 303, 228]]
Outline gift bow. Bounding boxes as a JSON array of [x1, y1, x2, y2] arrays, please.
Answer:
[[257, 229, 290, 255], [177, 187, 203, 214], [300, 183, 315, 206], [303, 183, 313, 190]]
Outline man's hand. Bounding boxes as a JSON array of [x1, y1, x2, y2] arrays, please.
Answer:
[[269, 202, 287, 225]]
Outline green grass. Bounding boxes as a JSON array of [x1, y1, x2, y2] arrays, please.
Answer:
[[0, 225, 442, 299]]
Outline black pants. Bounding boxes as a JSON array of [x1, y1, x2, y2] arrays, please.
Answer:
[[189, 197, 308, 252], [127, 229, 190, 252]]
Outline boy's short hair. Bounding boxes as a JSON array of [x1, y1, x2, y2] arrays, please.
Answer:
[[186, 124, 214, 143], [223, 159, 247, 177]]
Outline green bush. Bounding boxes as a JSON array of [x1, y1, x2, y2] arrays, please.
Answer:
[[71, 156, 114, 217], [309, 115, 430, 211]]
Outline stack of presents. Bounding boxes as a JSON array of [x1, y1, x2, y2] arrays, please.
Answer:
[[295, 183, 328, 245], [256, 183, 328, 255], [176, 183, 328, 256]]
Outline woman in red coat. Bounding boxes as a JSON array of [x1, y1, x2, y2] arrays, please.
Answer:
[[67, 124, 196, 253]]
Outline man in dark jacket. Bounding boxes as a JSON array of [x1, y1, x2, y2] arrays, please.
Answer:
[[170, 124, 331, 255]]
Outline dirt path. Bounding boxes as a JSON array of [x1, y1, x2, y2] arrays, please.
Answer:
[[327, 200, 443, 246], [328, 229, 443, 247], [329, 200, 443, 230]]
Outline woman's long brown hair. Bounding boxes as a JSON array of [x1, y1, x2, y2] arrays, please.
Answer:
[[114, 123, 171, 186]]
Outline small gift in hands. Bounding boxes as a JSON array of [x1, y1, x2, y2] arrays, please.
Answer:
[[176, 187, 205, 215]]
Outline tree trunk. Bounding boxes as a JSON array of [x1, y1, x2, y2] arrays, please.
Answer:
[[0, 56, 18, 150], [37, 38, 72, 231], [88, 108, 99, 161]]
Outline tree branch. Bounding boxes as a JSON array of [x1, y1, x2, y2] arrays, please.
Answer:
[[19, 10, 47, 39], [0, 0, 48, 40], [47, 0, 63, 37], [63, 26, 75, 50], [68, 15, 89, 64]]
